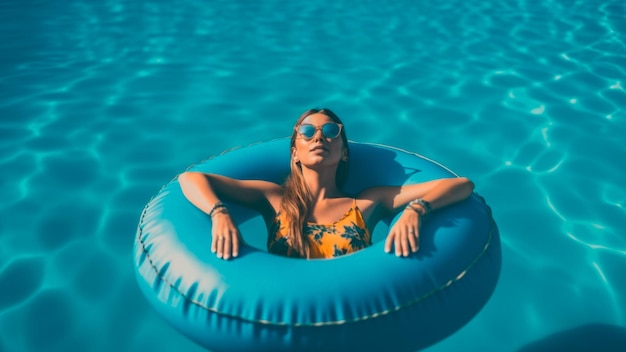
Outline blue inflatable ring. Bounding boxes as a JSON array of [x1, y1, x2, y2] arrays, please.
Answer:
[[134, 139, 501, 351]]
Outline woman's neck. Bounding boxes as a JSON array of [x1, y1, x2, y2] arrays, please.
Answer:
[[301, 167, 342, 200]]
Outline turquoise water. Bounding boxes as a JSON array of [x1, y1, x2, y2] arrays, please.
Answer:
[[1, 0, 625, 351]]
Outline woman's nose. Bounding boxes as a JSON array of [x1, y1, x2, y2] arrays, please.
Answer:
[[311, 128, 324, 140]]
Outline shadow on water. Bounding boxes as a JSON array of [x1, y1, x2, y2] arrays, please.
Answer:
[[517, 324, 626, 352]]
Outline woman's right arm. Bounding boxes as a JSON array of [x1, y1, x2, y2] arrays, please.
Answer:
[[178, 172, 282, 260]]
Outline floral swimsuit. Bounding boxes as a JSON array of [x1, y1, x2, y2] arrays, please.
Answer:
[[268, 199, 372, 258]]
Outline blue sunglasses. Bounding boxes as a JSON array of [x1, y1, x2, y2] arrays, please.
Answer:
[[295, 123, 343, 140]]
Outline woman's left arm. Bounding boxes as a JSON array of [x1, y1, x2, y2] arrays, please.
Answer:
[[362, 177, 474, 257], [391, 177, 474, 211]]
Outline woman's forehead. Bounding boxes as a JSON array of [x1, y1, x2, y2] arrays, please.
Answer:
[[301, 113, 333, 125]]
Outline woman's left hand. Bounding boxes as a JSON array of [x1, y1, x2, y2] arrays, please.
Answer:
[[385, 208, 421, 257]]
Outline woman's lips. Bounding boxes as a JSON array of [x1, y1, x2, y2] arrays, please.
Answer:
[[310, 145, 328, 152]]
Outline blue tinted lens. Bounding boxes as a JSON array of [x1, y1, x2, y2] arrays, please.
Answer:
[[298, 125, 316, 138], [322, 123, 340, 138]]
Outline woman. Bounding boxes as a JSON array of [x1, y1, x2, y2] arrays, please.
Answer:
[[179, 108, 474, 260]]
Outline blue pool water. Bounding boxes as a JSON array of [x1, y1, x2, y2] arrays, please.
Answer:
[[1, 0, 625, 351]]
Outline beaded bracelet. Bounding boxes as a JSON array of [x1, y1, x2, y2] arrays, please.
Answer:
[[404, 204, 424, 216], [208, 202, 228, 217], [408, 198, 431, 215]]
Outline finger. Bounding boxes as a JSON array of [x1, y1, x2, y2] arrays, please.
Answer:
[[395, 235, 402, 257], [401, 231, 410, 257], [231, 231, 240, 257], [216, 235, 224, 259], [211, 231, 218, 253], [408, 228, 418, 253], [223, 232, 232, 260], [384, 232, 395, 253]]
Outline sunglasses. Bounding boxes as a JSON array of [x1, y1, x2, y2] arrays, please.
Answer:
[[295, 123, 343, 140]]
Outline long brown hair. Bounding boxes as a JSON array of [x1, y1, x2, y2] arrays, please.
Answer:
[[281, 108, 349, 258]]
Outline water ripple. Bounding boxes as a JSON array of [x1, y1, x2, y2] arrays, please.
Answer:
[[2, 0, 626, 351]]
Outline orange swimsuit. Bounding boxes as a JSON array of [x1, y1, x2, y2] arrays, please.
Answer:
[[268, 199, 372, 259]]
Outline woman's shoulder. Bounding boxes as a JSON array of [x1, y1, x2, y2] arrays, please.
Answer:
[[355, 186, 395, 203], [353, 193, 379, 215], [257, 181, 283, 212], [253, 180, 284, 193], [354, 186, 398, 221]]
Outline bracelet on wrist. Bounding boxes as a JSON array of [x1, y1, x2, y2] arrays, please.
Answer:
[[211, 207, 229, 217], [405, 204, 424, 216], [409, 198, 431, 215], [208, 202, 228, 217]]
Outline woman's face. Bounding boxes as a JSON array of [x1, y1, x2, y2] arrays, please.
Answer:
[[292, 113, 347, 170]]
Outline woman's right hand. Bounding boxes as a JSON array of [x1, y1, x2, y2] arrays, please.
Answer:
[[384, 207, 421, 257], [210, 212, 242, 260]]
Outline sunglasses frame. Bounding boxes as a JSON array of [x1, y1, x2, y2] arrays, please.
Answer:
[[295, 122, 343, 140]]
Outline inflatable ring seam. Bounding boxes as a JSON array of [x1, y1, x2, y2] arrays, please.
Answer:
[[136, 202, 497, 327]]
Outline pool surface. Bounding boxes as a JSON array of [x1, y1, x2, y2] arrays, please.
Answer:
[[1, 0, 625, 351]]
